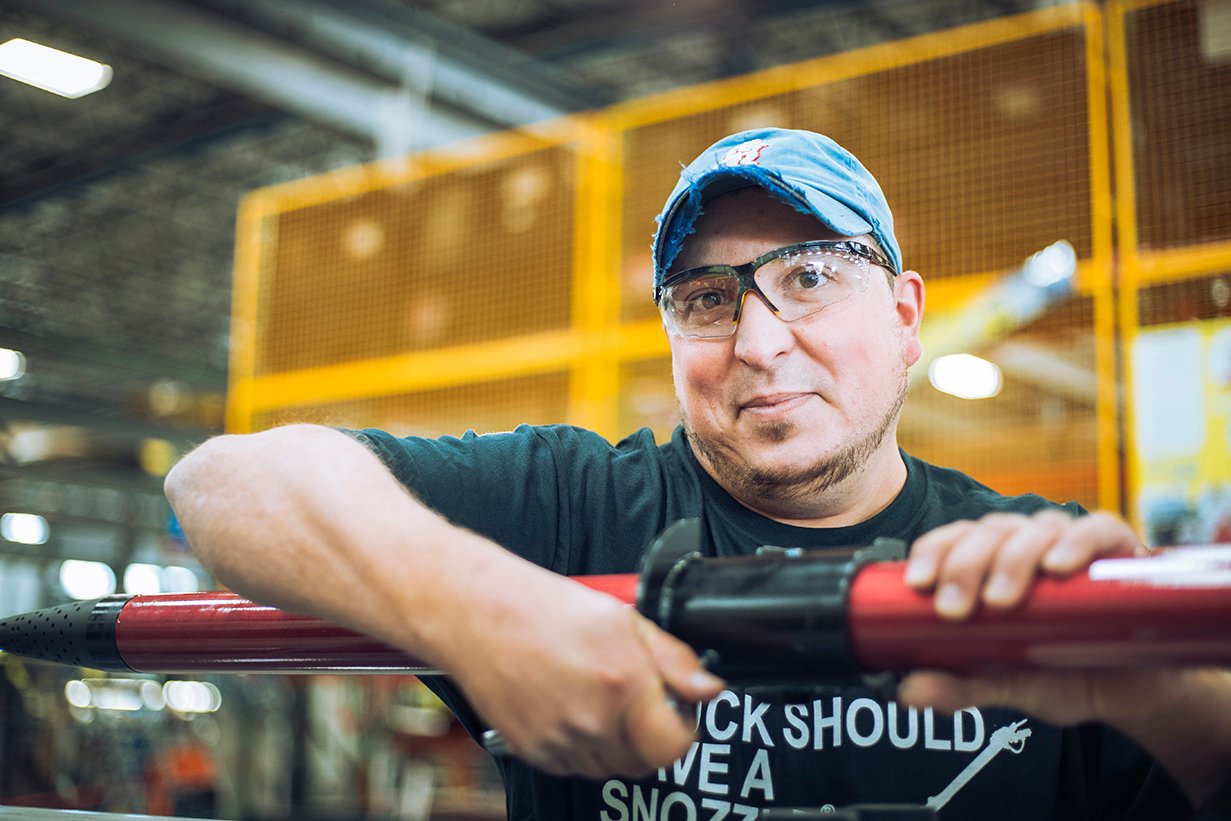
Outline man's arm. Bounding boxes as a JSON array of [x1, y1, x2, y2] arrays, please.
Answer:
[[164, 424, 723, 777], [899, 510, 1231, 806]]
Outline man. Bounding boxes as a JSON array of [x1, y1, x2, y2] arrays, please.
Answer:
[[166, 129, 1231, 818]]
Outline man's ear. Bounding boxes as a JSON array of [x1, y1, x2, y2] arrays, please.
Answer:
[[894, 270, 925, 367]]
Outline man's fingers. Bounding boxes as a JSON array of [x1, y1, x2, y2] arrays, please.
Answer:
[[904, 520, 973, 588], [632, 612, 726, 702], [898, 669, 1129, 728], [925, 514, 1022, 619], [897, 670, 970, 713], [1042, 511, 1141, 572], [982, 509, 1070, 608], [623, 677, 697, 769]]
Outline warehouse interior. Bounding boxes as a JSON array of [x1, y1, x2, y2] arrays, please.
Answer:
[[1, 0, 1229, 817]]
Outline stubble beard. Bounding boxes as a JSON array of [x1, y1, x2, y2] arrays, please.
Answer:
[[684, 367, 909, 510]]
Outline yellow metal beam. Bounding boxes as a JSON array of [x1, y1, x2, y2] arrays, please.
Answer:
[[1107, 0, 1142, 528], [1083, 2, 1122, 514], [609, 4, 1089, 130], [226, 191, 274, 434], [568, 115, 622, 438], [1136, 242, 1231, 285], [253, 119, 586, 215], [248, 329, 585, 413]]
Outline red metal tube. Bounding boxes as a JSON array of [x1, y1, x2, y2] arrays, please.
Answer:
[[849, 550, 1231, 672], [115, 573, 640, 674], [5, 548, 1230, 675]]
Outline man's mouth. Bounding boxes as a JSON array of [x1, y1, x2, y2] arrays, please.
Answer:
[[738, 392, 813, 415]]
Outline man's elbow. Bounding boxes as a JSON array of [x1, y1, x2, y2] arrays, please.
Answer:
[[164, 425, 341, 507], [165, 434, 236, 510]]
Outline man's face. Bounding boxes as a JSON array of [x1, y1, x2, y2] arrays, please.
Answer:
[[665, 188, 924, 514]]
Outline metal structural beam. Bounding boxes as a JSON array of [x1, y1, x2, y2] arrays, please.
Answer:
[[5, 0, 505, 152], [195, 0, 602, 124], [0, 93, 278, 210]]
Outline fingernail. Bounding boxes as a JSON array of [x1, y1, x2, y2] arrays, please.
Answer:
[[904, 557, 936, 587], [1044, 543, 1081, 571], [983, 572, 1015, 605], [690, 670, 723, 690], [936, 583, 969, 618]]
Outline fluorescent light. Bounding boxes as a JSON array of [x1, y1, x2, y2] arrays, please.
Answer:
[[0, 38, 112, 98], [162, 565, 200, 593], [124, 563, 163, 595], [928, 354, 1003, 400], [65, 678, 166, 712], [0, 348, 25, 381], [59, 559, 117, 600], [164, 680, 222, 714], [1, 512, 49, 545]]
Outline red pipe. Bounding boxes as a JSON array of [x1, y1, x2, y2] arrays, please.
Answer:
[[6, 548, 1229, 675], [849, 555, 1231, 672], [115, 574, 639, 673]]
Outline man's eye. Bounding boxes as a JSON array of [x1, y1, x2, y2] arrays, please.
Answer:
[[789, 264, 830, 289], [686, 290, 728, 310]]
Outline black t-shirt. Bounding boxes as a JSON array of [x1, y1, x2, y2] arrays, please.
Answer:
[[351, 424, 1190, 820]]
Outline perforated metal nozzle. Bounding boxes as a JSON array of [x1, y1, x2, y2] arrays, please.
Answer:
[[0, 595, 131, 670]]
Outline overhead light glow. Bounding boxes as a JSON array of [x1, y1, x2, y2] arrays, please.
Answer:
[[124, 563, 163, 595], [164, 680, 222, 714], [162, 565, 200, 593], [59, 559, 117, 600], [64, 678, 166, 712], [0, 348, 25, 381], [1022, 239, 1077, 288], [928, 354, 1003, 400], [1, 512, 49, 545], [0, 38, 112, 99]]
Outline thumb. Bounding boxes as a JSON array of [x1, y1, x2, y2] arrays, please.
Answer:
[[631, 612, 726, 702], [624, 677, 697, 768]]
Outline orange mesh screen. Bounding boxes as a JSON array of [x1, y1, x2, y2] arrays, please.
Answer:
[[617, 357, 678, 443], [252, 371, 571, 439], [1126, 1, 1231, 251], [1120, 0, 1231, 542], [255, 145, 575, 377], [902, 295, 1101, 508]]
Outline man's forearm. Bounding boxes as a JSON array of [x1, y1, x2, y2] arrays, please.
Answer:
[[1101, 668, 1231, 806], [162, 424, 540, 669]]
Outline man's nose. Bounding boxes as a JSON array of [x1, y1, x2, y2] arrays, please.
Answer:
[[733, 290, 792, 367]]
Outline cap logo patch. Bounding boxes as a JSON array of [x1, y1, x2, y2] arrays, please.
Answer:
[[719, 139, 767, 167]]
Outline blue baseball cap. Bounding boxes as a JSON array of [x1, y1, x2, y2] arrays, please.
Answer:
[[652, 128, 902, 301]]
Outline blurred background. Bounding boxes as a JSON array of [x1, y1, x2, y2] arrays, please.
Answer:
[[0, 0, 1228, 817]]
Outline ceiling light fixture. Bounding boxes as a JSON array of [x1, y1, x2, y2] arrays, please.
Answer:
[[0, 348, 25, 381], [928, 353, 1004, 400], [0, 38, 112, 99], [1, 512, 49, 545]]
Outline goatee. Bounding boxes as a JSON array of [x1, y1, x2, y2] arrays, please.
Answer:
[[684, 368, 907, 508]]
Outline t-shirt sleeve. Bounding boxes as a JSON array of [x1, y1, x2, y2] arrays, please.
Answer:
[[341, 424, 578, 573]]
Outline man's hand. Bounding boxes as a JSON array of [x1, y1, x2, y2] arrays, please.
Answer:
[[896, 509, 1150, 723], [896, 508, 1231, 804], [441, 562, 725, 779]]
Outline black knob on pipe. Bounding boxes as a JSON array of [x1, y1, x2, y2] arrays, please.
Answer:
[[636, 519, 905, 686]]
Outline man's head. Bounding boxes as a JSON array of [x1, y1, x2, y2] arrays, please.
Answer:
[[652, 129, 924, 523], [653, 128, 902, 301]]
